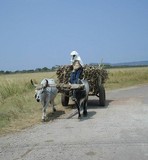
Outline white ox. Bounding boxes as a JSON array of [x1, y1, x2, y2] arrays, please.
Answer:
[[31, 78, 58, 121]]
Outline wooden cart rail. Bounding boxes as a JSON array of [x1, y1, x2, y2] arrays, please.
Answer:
[[56, 83, 84, 92]]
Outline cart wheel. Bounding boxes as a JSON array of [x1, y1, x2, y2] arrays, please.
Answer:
[[99, 85, 106, 106], [61, 92, 69, 106]]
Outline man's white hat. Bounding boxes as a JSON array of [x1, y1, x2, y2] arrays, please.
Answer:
[[70, 51, 79, 56], [70, 51, 84, 66]]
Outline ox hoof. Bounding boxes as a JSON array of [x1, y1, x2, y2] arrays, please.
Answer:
[[42, 117, 46, 122], [42, 119, 46, 122], [83, 111, 87, 117], [78, 114, 81, 119]]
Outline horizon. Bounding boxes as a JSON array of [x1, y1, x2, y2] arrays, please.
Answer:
[[1, 60, 148, 72]]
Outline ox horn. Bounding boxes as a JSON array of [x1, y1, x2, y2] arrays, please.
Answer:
[[31, 79, 38, 87], [43, 79, 49, 88]]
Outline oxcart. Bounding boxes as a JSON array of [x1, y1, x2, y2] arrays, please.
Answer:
[[56, 65, 108, 107]]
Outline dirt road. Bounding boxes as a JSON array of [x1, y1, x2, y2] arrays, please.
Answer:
[[0, 85, 148, 160]]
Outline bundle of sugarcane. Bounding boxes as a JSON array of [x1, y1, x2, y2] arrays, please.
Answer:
[[82, 65, 108, 93], [56, 65, 108, 87], [56, 65, 73, 84], [82, 65, 108, 84]]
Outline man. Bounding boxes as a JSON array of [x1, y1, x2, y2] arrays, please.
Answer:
[[69, 60, 83, 84], [69, 60, 84, 101]]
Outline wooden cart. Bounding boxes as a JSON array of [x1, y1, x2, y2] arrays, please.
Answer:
[[56, 65, 108, 107]]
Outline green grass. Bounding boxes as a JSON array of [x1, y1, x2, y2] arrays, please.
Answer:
[[0, 67, 148, 135]]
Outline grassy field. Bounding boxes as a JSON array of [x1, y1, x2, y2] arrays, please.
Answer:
[[105, 67, 148, 90], [0, 72, 66, 135], [0, 67, 148, 135]]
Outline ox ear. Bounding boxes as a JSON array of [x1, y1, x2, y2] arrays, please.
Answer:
[[31, 79, 38, 87]]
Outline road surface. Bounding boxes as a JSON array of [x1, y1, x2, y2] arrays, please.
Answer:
[[0, 85, 148, 160]]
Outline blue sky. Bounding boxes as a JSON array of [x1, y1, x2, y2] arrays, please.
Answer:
[[0, 0, 148, 71]]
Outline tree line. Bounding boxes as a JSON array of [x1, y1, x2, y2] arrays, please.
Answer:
[[0, 66, 59, 74], [1, 64, 148, 75]]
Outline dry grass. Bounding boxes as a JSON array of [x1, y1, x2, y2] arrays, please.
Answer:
[[105, 67, 148, 90], [0, 72, 72, 135], [0, 67, 148, 135]]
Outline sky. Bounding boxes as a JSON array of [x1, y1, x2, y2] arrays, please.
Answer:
[[0, 0, 148, 71]]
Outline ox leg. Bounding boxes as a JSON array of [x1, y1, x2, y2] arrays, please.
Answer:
[[83, 99, 88, 117], [42, 107, 47, 121], [75, 100, 81, 118], [51, 100, 56, 113], [41, 100, 48, 121], [77, 106, 81, 118]]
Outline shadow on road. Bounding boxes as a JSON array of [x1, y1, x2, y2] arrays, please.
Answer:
[[44, 99, 114, 122], [46, 110, 65, 122], [79, 111, 97, 122], [105, 99, 114, 106], [87, 99, 113, 109], [78, 99, 114, 121]]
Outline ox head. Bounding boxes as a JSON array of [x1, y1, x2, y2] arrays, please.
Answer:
[[31, 79, 49, 102]]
